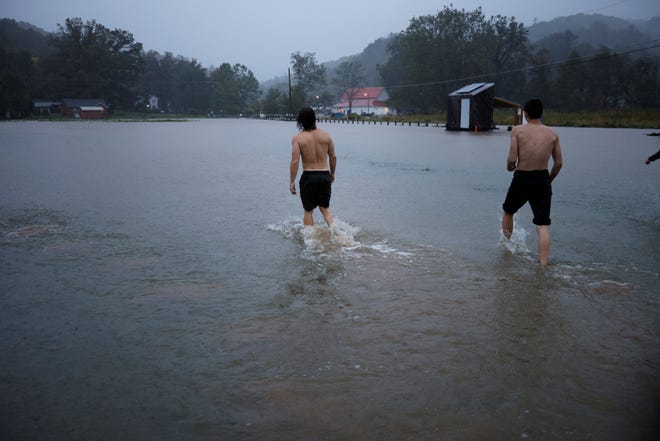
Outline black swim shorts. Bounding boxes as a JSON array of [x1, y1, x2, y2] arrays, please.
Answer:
[[299, 170, 332, 212], [502, 170, 552, 225]]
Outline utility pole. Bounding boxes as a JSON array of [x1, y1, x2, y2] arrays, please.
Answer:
[[288, 68, 293, 119]]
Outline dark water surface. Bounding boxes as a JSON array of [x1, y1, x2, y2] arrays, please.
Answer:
[[1, 119, 658, 440]]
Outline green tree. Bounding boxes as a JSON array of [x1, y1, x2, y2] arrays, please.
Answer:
[[210, 63, 260, 116], [233, 63, 260, 114], [588, 48, 628, 108], [170, 56, 209, 114], [527, 48, 554, 106], [40, 18, 143, 109], [0, 46, 34, 118], [554, 51, 589, 110], [290, 51, 326, 106], [0, 72, 32, 118], [135, 51, 209, 114], [627, 56, 659, 108], [380, 6, 528, 113], [334, 60, 365, 114], [479, 14, 529, 100], [262, 87, 287, 114]]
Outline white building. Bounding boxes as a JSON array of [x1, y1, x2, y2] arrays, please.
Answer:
[[331, 87, 396, 116], [149, 95, 159, 111]]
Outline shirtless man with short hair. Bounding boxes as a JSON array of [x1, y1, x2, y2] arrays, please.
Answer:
[[502, 99, 563, 266], [290, 107, 337, 227]]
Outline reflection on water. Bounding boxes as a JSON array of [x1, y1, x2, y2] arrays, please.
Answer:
[[0, 120, 658, 440]]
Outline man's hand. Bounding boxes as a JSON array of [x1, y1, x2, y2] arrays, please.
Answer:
[[290, 182, 296, 195]]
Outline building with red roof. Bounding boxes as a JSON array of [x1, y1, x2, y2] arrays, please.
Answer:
[[331, 87, 396, 116]]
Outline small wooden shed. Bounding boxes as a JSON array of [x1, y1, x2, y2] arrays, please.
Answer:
[[446, 83, 495, 131], [447, 83, 522, 131]]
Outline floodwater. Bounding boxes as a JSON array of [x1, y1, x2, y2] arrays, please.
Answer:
[[1, 119, 658, 440]]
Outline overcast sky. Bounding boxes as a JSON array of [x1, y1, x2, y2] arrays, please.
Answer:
[[2, 0, 659, 81]]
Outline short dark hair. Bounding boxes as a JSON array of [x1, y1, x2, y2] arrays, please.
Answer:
[[524, 99, 543, 119], [297, 107, 317, 131]]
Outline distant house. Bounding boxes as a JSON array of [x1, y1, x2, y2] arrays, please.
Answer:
[[61, 98, 109, 119], [148, 95, 159, 111], [331, 87, 396, 116], [33, 100, 61, 116]]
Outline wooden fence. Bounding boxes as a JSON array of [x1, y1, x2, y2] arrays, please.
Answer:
[[257, 114, 444, 128]]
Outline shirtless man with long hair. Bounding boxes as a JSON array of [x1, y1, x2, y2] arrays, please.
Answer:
[[289, 107, 337, 227]]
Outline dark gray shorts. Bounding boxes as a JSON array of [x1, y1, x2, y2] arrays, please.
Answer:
[[300, 171, 331, 211], [502, 170, 552, 225]]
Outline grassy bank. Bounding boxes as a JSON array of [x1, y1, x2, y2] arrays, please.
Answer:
[[24, 112, 193, 122], [538, 109, 660, 129], [18, 109, 660, 129], [334, 108, 660, 129]]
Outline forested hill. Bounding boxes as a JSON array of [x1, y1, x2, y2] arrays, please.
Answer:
[[527, 13, 660, 43], [0, 18, 52, 56], [527, 13, 660, 61], [259, 12, 660, 94], [3, 13, 657, 83], [1, 10, 659, 117], [332, 13, 660, 86]]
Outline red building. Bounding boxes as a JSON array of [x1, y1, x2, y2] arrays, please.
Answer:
[[61, 99, 109, 119], [331, 87, 396, 116]]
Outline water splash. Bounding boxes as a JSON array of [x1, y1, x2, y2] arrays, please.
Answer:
[[267, 217, 410, 258], [302, 221, 358, 254], [498, 214, 530, 255]]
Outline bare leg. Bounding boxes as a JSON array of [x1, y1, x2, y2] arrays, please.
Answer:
[[303, 210, 314, 226], [319, 206, 333, 228], [537, 225, 551, 266], [502, 211, 514, 239]]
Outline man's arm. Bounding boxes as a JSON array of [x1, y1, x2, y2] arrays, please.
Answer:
[[549, 136, 563, 182], [647, 149, 660, 164], [290, 139, 301, 194], [328, 138, 336, 182], [507, 130, 518, 171]]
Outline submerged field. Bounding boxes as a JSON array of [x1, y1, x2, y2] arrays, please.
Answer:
[[21, 107, 660, 130]]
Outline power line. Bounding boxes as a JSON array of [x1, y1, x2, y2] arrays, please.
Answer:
[[382, 39, 660, 90]]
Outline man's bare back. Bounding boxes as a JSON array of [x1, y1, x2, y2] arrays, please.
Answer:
[[289, 107, 337, 227], [507, 119, 563, 180], [502, 99, 563, 266], [292, 128, 336, 171]]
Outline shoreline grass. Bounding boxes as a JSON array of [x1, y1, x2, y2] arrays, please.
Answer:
[[328, 108, 660, 129], [13, 108, 660, 130]]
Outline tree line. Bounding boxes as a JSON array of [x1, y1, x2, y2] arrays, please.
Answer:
[[1, 8, 659, 119], [0, 18, 261, 117], [379, 7, 659, 113]]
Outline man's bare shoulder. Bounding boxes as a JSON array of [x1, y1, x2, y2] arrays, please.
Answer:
[[292, 131, 310, 143], [313, 128, 332, 139], [514, 122, 557, 137], [536, 123, 559, 142]]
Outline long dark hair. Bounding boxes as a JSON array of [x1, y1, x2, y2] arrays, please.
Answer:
[[296, 107, 317, 131]]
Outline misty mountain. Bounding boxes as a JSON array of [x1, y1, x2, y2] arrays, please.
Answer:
[[262, 13, 659, 94], [527, 13, 660, 61], [2, 12, 658, 94], [260, 35, 393, 93], [0, 18, 52, 57]]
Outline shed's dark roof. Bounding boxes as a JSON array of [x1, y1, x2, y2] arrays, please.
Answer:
[[448, 83, 494, 97]]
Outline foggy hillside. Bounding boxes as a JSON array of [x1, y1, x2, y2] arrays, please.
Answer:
[[2, 12, 658, 92], [262, 12, 659, 91]]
